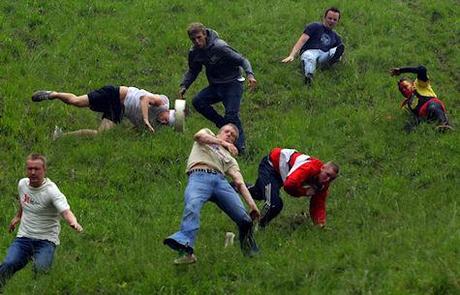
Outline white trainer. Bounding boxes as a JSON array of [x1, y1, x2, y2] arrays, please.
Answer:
[[52, 126, 63, 141]]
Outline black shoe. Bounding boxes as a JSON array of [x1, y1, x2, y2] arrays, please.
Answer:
[[305, 74, 313, 86], [329, 44, 344, 65], [32, 90, 53, 102], [163, 238, 193, 254]]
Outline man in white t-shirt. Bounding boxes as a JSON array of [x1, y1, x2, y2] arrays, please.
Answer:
[[31, 86, 175, 140], [164, 124, 260, 264], [0, 154, 83, 290]]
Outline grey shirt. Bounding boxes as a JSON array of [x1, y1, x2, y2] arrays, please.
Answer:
[[180, 29, 254, 89]]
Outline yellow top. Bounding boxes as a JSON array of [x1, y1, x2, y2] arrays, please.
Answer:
[[414, 79, 436, 98]]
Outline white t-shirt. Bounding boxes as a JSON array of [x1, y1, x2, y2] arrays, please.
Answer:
[[17, 178, 70, 245], [123, 87, 169, 128]]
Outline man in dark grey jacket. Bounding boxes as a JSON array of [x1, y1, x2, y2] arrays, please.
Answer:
[[179, 22, 257, 153]]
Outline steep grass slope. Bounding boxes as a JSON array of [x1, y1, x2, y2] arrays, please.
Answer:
[[0, 1, 459, 294]]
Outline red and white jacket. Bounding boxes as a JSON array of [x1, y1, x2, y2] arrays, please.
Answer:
[[269, 147, 329, 225]]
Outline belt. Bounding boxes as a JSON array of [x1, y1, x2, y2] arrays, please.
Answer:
[[187, 168, 221, 176]]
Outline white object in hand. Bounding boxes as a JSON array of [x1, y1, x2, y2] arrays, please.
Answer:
[[174, 99, 186, 132], [224, 231, 235, 247]]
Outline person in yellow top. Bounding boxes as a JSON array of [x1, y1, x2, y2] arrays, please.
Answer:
[[390, 65, 452, 131]]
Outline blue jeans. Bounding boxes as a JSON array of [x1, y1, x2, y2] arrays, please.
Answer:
[[192, 81, 246, 152], [0, 237, 56, 288], [249, 156, 284, 227], [164, 171, 255, 254]]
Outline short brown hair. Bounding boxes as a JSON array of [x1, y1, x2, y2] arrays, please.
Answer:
[[187, 22, 206, 37], [325, 161, 340, 174], [27, 153, 47, 168], [324, 7, 341, 19]]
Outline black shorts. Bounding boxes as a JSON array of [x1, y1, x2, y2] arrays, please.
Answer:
[[88, 85, 124, 123]]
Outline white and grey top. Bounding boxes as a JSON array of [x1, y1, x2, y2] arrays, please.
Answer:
[[123, 87, 169, 128], [17, 178, 70, 245]]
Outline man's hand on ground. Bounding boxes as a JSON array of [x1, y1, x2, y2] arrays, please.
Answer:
[[144, 121, 155, 133], [282, 55, 295, 63]]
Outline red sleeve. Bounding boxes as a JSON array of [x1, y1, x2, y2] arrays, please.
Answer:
[[309, 189, 328, 225], [283, 164, 317, 197]]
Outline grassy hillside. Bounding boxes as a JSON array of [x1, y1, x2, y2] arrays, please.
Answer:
[[0, 0, 459, 294]]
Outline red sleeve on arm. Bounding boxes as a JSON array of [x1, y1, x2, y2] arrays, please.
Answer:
[[309, 189, 328, 225], [283, 164, 316, 197]]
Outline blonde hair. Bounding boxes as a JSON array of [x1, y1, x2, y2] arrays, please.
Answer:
[[27, 153, 47, 168]]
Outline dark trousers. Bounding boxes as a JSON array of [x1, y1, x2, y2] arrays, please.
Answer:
[[426, 101, 449, 125], [249, 156, 284, 227], [192, 81, 245, 152], [405, 101, 450, 132]]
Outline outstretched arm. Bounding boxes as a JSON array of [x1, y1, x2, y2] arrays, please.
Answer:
[[282, 33, 310, 63], [390, 65, 428, 81], [193, 129, 238, 156], [140, 94, 166, 133], [219, 46, 257, 91], [61, 209, 83, 233], [227, 167, 260, 220]]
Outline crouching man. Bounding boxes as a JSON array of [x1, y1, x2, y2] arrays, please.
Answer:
[[247, 148, 339, 228], [164, 124, 260, 264], [0, 154, 83, 290]]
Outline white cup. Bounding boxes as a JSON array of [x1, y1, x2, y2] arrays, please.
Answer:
[[224, 232, 235, 247]]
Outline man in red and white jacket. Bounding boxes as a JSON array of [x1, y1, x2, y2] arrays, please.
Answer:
[[248, 148, 339, 228]]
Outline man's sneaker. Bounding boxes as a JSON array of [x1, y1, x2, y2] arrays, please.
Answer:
[[32, 91, 54, 102], [174, 253, 197, 265], [328, 44, 345, 65], [305, 73, 313, 86], [52, 126, 63, 141]]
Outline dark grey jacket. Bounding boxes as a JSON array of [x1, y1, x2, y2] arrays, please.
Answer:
[[180, 29, 254, 89]]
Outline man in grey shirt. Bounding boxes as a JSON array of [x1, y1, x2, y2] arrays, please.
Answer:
[[0, 154, 83, 291], [178, 22, 257, 153]]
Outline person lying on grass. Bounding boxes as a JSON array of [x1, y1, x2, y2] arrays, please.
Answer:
[[390, 65, 453, 132], [164, 124, 260, 265], [0, 154, 83, 291], [32, 85, 175, 140], [242, 147, 339, 229]]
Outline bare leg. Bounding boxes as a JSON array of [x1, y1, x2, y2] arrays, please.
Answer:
[[55, 119, 115, 139], [49, 92, 90, 108], [60, 129, 98, 137]]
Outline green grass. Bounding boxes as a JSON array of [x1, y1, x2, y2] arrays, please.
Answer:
[[0, 0, 459, 294]]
